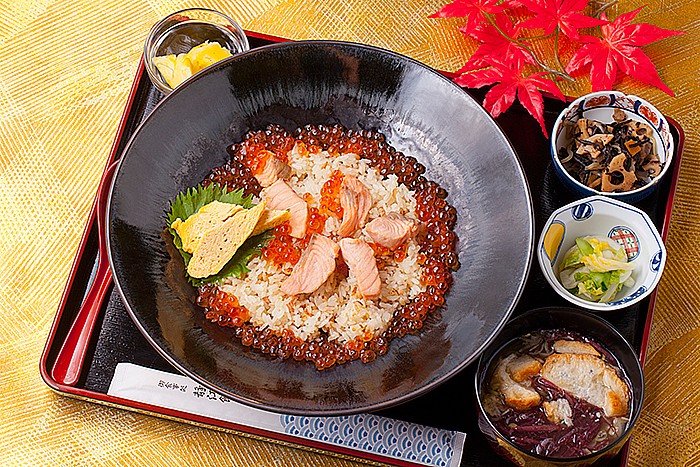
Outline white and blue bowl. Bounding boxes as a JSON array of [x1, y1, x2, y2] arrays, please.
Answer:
[[551, 91, 674, 202], [538, 196, 666, 311]]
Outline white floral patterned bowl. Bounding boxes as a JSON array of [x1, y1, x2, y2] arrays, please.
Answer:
[[538, 195, 666, 311], [551, 91, 674, 202]]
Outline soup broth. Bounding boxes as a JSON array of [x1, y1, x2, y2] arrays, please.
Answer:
[[482, 329, 631, 458]]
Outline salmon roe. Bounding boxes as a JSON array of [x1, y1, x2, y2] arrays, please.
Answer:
[[369, 241, 408, 262], [203, 157, 261, 198], [369, 242, 390, 257], [194, 123, 459, 370], [245, 149, 275, 176], [319, 170, 344, 218], [196, 285, 250, 327], [260, 206, 328, 268], [261, 223, 303, 267], [306, 206, 327, 236], [237, 126, 295, 166]]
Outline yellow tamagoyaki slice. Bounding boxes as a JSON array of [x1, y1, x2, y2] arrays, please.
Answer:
[[251, 208, 290, 236], [187, 202, 267, 278], [171, 201, 243, 254]]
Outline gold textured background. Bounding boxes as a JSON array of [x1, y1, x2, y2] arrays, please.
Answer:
[[0, 0, 698, 465]]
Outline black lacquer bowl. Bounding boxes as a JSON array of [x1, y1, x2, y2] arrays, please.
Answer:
[[475, 307, 644, 466], [107, 41, 534, 415]]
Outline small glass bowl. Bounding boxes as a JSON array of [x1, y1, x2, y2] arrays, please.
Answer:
[[144, 8, 249, 95]]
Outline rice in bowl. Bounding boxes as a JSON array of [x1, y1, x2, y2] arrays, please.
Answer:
[[177, 124, 459, 369]]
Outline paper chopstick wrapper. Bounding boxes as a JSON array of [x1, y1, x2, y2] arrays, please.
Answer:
[[108, 363, 465, 466]]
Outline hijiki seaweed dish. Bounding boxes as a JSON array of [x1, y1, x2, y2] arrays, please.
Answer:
[[166, 124, 459, 370], [482, 329, 632, 458], [557, 109, 662, 193]]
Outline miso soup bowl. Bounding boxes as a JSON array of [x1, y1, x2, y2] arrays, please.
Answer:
[[475, 307, 644, 466]]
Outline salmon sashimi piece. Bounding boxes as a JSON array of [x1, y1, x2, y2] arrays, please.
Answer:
[[264, 179, 308, 238], [281, 234, 340, 295], [365, 212, 416, 250], [339, 238, 381, 300], [338, 175, 372, 237], [253, 150, 291, 187]]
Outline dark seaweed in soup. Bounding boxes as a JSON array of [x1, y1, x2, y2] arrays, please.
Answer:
[[482, 329, 632, 458]]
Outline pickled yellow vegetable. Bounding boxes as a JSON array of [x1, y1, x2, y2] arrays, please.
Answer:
[[152, 41, 232, 89]]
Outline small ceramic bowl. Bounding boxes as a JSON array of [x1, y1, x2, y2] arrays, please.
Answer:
[[475, 307, 644, 466], [538, 195, 665, 311], [144, 8, 249, 95], [551, 90, 674, 202]]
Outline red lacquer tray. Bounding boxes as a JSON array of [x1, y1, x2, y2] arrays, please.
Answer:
[[41, 31, 684, 467]]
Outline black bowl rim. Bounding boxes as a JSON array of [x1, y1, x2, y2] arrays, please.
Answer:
[[106, 39, 534, 414], [474, 306, 645, 462]]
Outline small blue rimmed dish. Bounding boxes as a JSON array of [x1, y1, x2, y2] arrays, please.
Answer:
[[538, 195, 665, 312], [551, 91, 674, 202]]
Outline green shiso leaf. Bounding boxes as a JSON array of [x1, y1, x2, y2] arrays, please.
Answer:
[[165, 184, 270, 285]]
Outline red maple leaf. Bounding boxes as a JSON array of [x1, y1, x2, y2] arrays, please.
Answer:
[[518, 0, 607, 40], [455, 59, 565, 136], [429, 0, 503, 34], [565, 7, 683, 95], [458, 13, 536, 72]]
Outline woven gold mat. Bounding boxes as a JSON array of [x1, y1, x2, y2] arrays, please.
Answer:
[[1, 0, 698, 465]]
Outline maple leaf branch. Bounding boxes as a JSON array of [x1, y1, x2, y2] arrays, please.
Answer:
[[592, 0, 618, 18], [432, 0, 678, 136], [483, 12, 574, 81], [524, 32, 556, 41], [553, 29, 565, 72]]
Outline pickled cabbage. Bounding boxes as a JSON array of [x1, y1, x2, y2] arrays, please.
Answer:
[[558, 236, 635, 302]]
